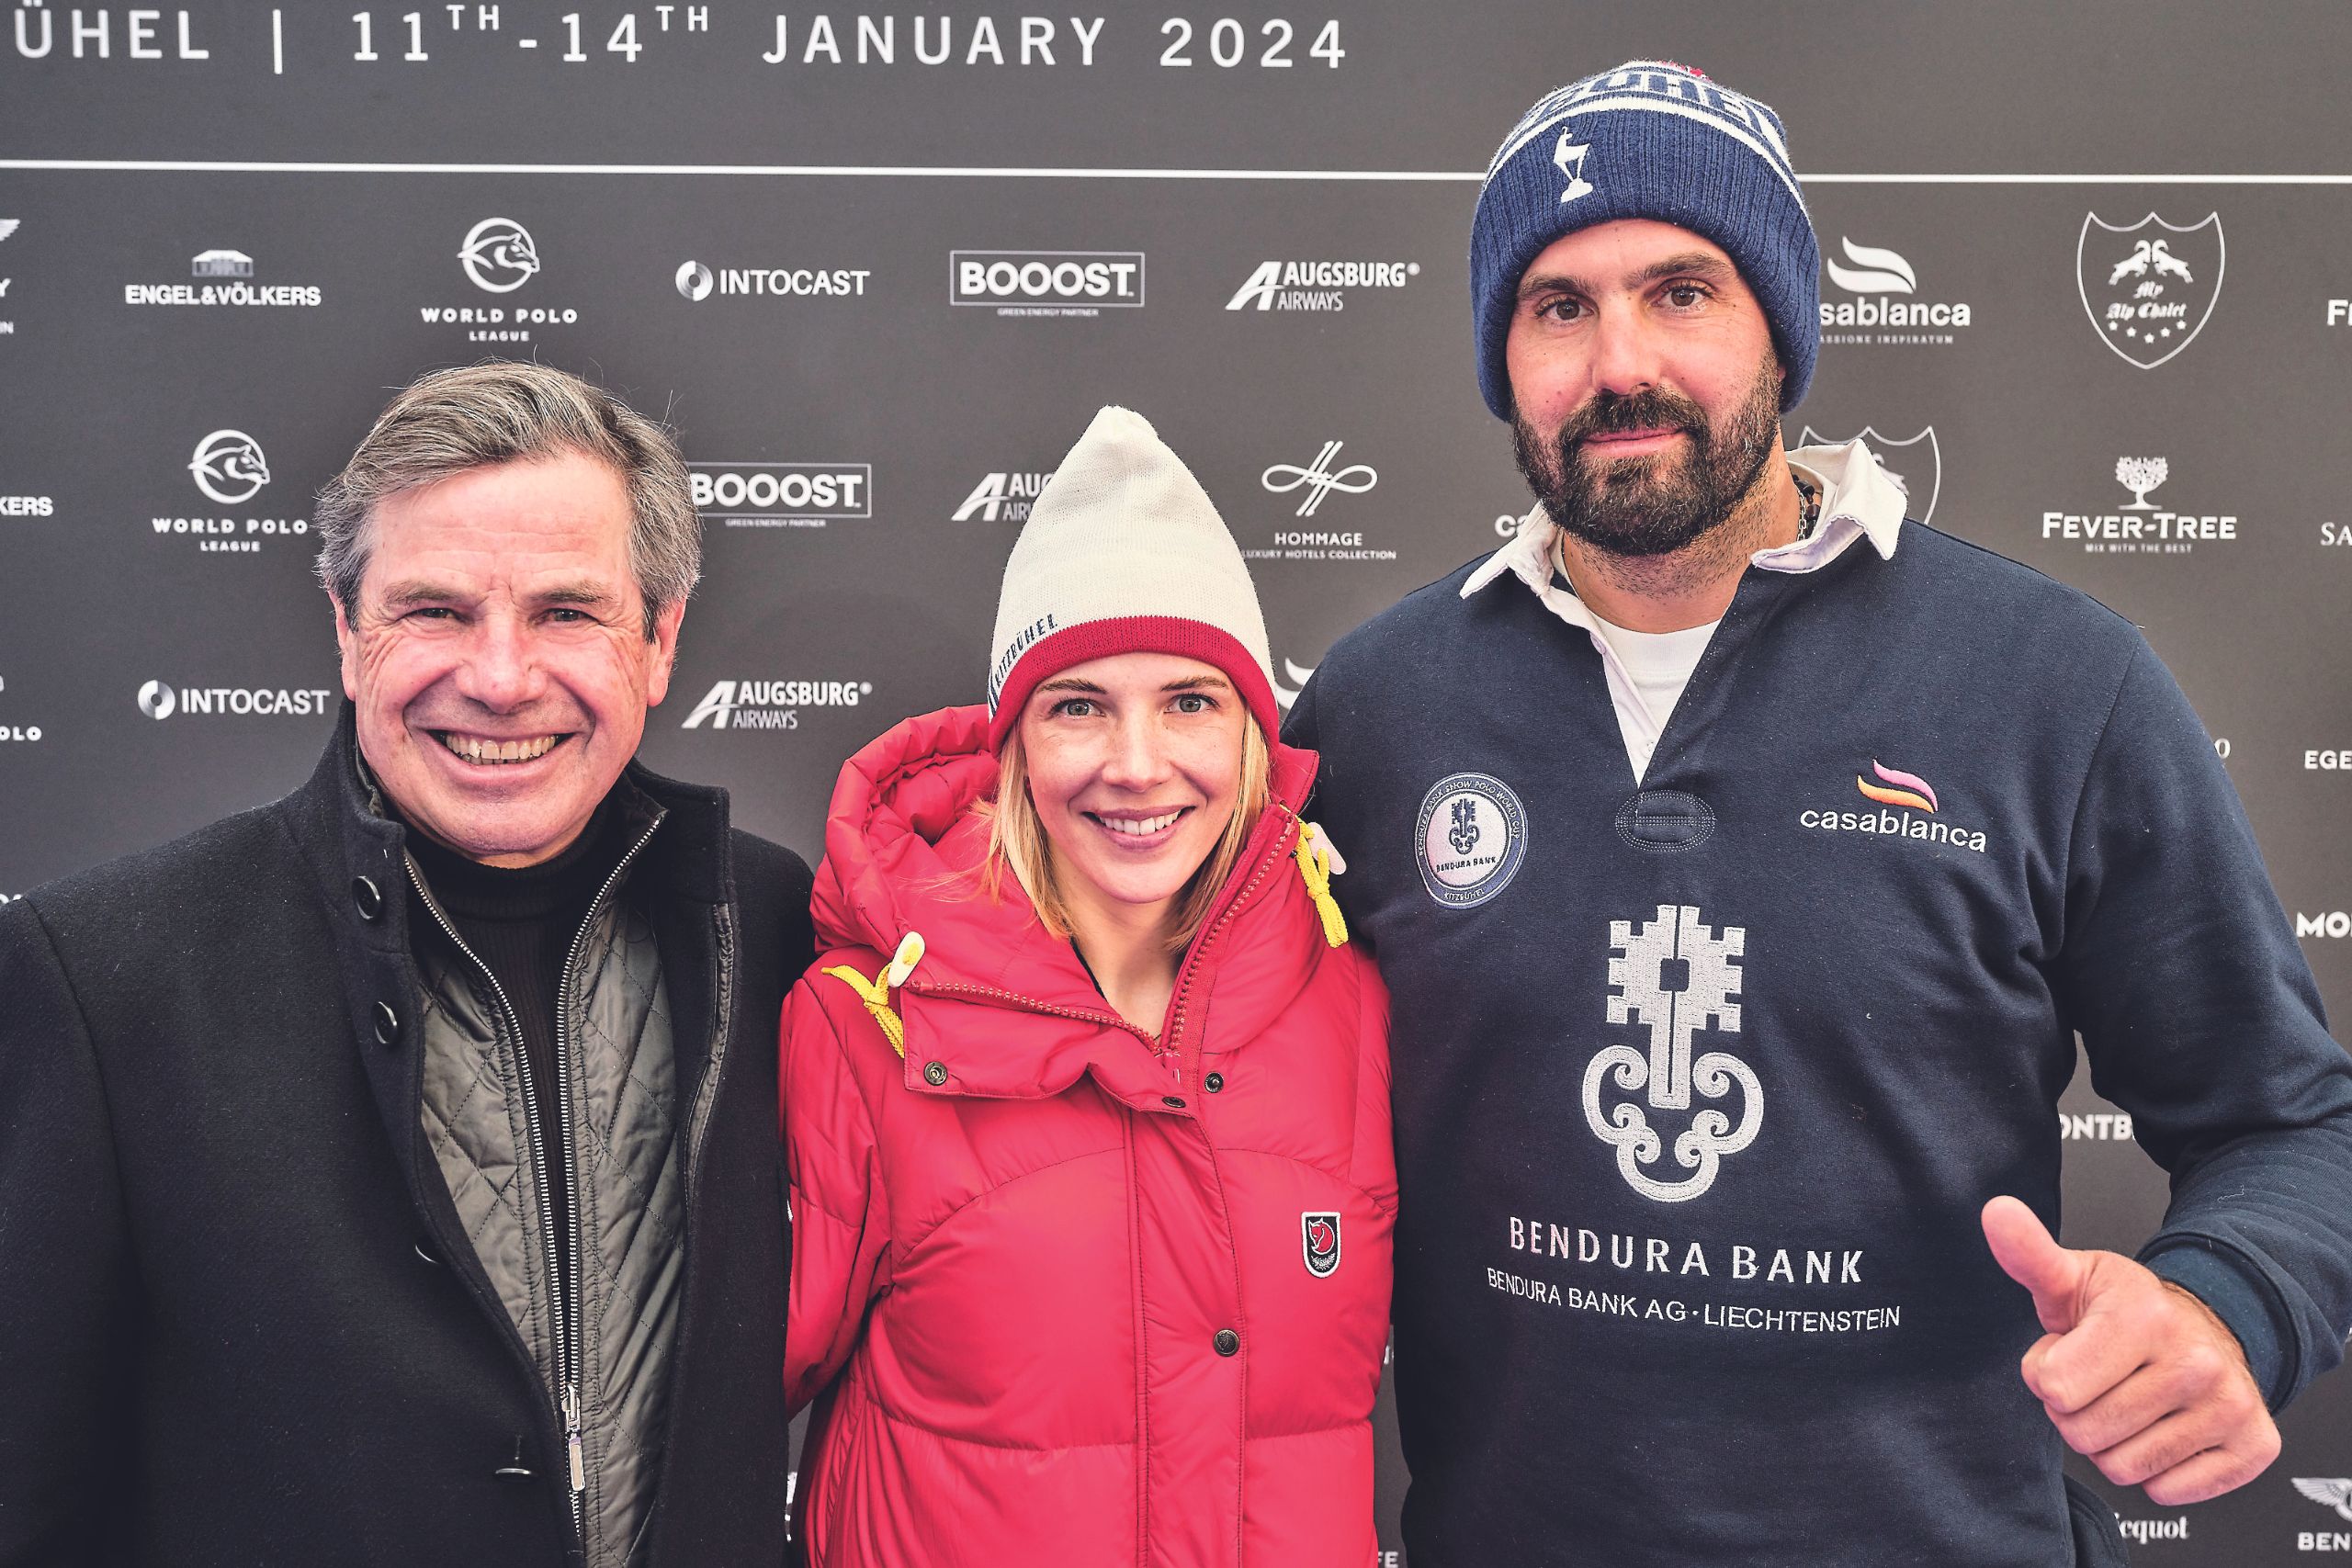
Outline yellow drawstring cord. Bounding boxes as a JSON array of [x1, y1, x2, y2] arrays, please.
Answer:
[[822, 931, 925, 1058], [1294, 827, 1349, 949]]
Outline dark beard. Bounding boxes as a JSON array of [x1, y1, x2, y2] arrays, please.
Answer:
[[1512, 359, 1782, 559]]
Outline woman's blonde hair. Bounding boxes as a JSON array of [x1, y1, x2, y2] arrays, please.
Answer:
[[978, 719, 1272, 954]]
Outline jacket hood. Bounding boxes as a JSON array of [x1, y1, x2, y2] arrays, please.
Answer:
[[809, 705, 1336, 1087]]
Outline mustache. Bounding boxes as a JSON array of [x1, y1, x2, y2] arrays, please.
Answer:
[[1556, 388, 1712, 449]]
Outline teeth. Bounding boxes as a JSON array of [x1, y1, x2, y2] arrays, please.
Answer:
[[441, 733, 560, 765], [1103, 810, 1182, 837]]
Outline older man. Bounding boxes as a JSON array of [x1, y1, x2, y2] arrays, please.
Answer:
[[0, 363, 811, 1565], [1286, 61, 2352, 1566]]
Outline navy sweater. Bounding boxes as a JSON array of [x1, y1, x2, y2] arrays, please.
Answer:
[[1286, 523, 2352, 1566]]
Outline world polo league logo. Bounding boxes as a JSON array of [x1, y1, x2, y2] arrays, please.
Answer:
[[1584, 904, 1759, 1203], [1302, 1213, 1341, 1278], [2076, 212, 2224, 369], [459, 217, 541, 294]]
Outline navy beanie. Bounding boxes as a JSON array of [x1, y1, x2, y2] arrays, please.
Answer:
[[1470, 60, 1819, 420]]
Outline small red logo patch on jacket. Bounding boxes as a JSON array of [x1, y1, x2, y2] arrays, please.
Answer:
[[1303, 1213, 1341, 1278]]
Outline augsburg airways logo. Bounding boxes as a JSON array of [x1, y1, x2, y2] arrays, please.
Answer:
[[1224, 260, 1420, 313]]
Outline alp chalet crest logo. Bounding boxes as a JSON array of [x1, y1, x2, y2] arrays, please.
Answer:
[[2076, 212, 2224, 369], [1793, 424, 1940, 524], [1302, 1213, 1341, 1277]]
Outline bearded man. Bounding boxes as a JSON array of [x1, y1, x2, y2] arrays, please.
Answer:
[[1284, 60, 2352, 1566]]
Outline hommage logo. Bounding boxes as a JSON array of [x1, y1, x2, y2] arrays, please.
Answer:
[[1794, 425, 1940, 524], [1269, 655, 1317, 710], [1261, 441, 1376, 519], [2076, 212, 2224, 369], [1585, 903, 1758, 1203]]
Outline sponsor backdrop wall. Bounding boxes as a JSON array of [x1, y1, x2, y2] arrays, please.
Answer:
[[6, 4, 2351, 1559]]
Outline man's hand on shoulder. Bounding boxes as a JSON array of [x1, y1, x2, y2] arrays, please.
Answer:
[[1981, 1195, 2280, 1506]]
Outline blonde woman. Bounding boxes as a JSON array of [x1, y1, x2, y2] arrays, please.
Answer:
[[779, 407, 1394, 1566]]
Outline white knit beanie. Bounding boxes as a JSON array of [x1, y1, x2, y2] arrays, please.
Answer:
[[986, 406, 1275, 750]]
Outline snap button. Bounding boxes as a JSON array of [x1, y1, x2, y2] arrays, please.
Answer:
[[372, 1001, 401, 1046], [1204, 1072, 1225, 1093], [1214, 1328, 1239, 1357], [922, 1061, 948, 1087], [1161, 1096, 1186, 1111], [351, 874, 385, 920], [493, 1439, 535, 1482]]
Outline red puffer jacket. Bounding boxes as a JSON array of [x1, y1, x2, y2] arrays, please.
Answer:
[[781, 705, 1395, 1568]]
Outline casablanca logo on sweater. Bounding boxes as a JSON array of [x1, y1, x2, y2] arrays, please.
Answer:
[[1584, 904, 1759, 1202]]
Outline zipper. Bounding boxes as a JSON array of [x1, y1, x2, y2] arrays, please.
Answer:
[[404, 807, 662, 1553], [402, 858, 575, 1533], [548, 812, 664, 1545], [903, 805, 1305, 1090]]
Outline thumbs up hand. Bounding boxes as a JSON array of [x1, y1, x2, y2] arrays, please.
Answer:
[[1981, 1196, 2279, 1506]]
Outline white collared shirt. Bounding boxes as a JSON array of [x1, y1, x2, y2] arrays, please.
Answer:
[[1459, 439, 1909, 782]]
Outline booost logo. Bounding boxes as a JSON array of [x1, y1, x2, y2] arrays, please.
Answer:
[[1793, 424, 1940, 524], [1817, 237, 1973, 347], [421, 217, 582, 344], [2076, 212, 2224, 369], [952, 470, 1054, 523], [137, 680, 333, 720], [674, 260, 872, 300], [2040, 456, 2237, 556], [1224, 259, 1420, 313], [680, 678, 873, 731], [949, 251, 1144, 316], [126, 247, 322, 310], [1244, 442, 1396, 564], [687, 462, 872, 529], [1799, 759, 1988, 854], [159, 431, 307, 555]]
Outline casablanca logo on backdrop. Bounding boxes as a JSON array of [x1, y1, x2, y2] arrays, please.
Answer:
[[1262, 442, 1376, 518], [1269, 656, 1318, 710], [2076, 212, 2224, 369], [1817, 237, 1973, 346], [1793, 424, 1940, 524], [953, 470, 1054, 523], [1414, 772, 1528, 909], [1585, 904, 1758, 1203], [2039, 454, 2237, 556], [1301, 1213, 1341, 1278], [187, 431, 269, 505], [458, 217, 540, 293]]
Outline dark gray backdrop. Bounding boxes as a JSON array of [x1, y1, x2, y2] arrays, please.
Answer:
[[6, 4, 2350, 1561]]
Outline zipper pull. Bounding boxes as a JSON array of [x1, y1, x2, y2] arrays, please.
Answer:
[[562, 1382, 585, 1493]]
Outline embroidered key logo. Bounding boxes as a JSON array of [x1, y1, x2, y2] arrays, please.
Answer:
[[1583, 904, 1760, 1202]]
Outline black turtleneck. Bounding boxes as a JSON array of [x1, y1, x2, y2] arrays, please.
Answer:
[[406, 795, 631, 1255]]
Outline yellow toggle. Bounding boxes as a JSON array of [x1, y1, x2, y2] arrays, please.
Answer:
[[1292, 828, 1350, 949], [822, 931, 924, 1058]]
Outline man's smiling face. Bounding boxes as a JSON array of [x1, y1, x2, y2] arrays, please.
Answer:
[[334, 451, 683, 867]]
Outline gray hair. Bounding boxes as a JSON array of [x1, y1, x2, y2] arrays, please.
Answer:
[[314, 361, 699, 636]]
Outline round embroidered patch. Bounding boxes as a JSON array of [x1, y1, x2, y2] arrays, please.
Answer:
[[1414, 772, 1530, 908]]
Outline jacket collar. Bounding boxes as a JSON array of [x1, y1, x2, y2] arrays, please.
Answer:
[[810, 705, 1333, 1105], [1463, 435, 1907, 615]]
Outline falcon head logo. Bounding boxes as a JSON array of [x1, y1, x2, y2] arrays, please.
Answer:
[[2294, 1478, 2352, 1522], [458, 217, 540, 293]]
